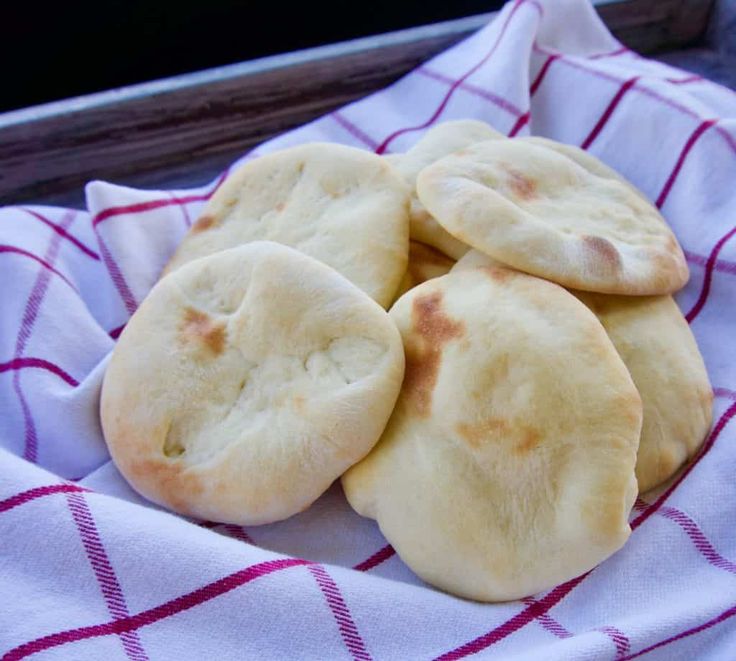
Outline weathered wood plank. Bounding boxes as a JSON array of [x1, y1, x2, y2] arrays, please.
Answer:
[[0, 0, 713, 207]]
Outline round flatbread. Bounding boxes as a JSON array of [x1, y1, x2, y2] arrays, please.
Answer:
[[573, 291, 713, 492], [165, 143, 410, 308], [102, 241, 405, 525], [416, 139, 689, 295], [389, 120, 504, 260], [343, 267, 642, 601], [454, 250, 713, 493], [394, 241, 456, 300]]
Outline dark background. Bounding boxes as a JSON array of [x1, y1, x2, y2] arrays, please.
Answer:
[[2, 1, 505, 113]]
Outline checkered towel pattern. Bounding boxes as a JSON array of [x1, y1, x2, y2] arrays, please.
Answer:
[[2, 0, 736, 658]]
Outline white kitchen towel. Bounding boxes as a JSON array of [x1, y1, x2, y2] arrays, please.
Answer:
[[2, 0, 736, 658]]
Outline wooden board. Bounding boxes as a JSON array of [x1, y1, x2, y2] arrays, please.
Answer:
[[0, 0, 713, 208]]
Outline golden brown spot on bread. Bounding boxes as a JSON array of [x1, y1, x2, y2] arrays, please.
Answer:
[[515, 427, 542, 455], [413, 291, 465, 343], [481, 265, 513, 282], [128, 457, 203, 517], [403, 291, 465, 416], [180, 308, 227, 355], [506, 168, 537, 200], [456, 417, 542, 453], [403, 348, 437, 417], [582, 235, 622, 272], [456, 418, 509, 447], [192, 215, 217, 233]]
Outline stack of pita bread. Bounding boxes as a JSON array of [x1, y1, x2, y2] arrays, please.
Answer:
[[101, 122, 712, 602]]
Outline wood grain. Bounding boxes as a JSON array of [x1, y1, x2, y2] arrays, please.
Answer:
[[0, 0, 713, 207]]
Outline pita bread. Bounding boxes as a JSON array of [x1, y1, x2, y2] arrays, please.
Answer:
[[455, 251, 713, 493], [416, 139, 689, 295], [165, 143, 410, 307], [573, 291, 713, 492], [102, 242, 405, 525], [395, 241, 456, 300], [390, 120, 504, 259], [343, 267, 641, 601]]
